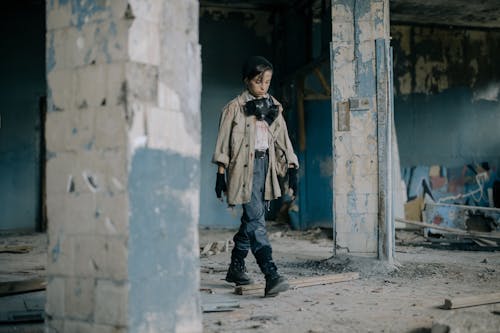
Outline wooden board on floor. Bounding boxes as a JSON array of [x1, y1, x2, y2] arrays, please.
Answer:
[[443, 292, 500, 309], [395, 217, 500, 240], [235, 272, 359, 295], [0, 278, 46, 297]]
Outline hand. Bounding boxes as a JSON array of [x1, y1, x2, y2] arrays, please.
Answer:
[[288, 168, 298, 196], [215, 173, 227, 199]]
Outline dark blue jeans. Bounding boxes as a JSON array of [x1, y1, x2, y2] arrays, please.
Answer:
[[232, 154, 271, 257]]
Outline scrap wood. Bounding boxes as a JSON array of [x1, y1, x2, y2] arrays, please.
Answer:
[[0, 278, 46, 297], [235, 272, 359, 295], [443, 292, 500, 310], [395, 218, 500, 240], [202, 300, 240, 313], [0, 245, 33, 254]]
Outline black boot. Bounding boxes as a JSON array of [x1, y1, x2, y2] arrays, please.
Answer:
[[225, 258, 253, 285], [225, 249, 253, 285], [255, 246, 289, 297], [265, 273, 289, 297]]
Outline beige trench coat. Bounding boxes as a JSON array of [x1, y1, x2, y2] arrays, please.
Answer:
[[212, 91, 299, 205]]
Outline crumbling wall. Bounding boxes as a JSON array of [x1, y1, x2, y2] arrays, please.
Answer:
[[392, 25, 500, 169], [331, 0, 390, 255], [46, 1, 201, 332]]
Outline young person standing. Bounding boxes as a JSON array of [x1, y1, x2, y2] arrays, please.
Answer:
[[212, 56, 299, 297]]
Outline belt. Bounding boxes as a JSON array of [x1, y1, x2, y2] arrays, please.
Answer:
[[255, 150, 268, 159]]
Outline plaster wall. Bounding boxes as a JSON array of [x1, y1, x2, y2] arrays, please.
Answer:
[[331, 0, 389, 255], [45, 1, 201, 331], [392, 25, 500, 169]]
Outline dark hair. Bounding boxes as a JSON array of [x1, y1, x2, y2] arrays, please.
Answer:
[[242, 56, 273, 81]]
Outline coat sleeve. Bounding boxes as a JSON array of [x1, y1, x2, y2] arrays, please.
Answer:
[[277, 114, 299, 169], [212, 104, 235, 168]]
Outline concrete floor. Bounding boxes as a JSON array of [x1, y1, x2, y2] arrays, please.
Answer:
[[0, 226, 499, 332]]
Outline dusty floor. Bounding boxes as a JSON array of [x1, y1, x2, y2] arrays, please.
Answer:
[[0, 225, 499, 332], [200, 223, 500, 333]]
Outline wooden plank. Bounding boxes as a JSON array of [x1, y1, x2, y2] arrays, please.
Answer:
[[235, 272, 359, 295], [304, 94, 331, 100], [202, 300, 240, 312], [395, 217, 500, 240], [337, 101, 350, 131], [443, 292, 500, 310], [376, 38, 389, 260], [0, 245, 33, 254], [0, 278, 46, 297], [313, 67, 331, 96]]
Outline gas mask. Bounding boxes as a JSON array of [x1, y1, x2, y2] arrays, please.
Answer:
[[245, 97, 278, 126]]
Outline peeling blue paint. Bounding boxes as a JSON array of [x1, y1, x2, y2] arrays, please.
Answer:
[[347, 190, 358, 214], [358, 60, 376, 97], [101, 39, 112, 64], [47, 32, 56, 73], [85, 138, 94, 151], [71, 0, 108, 30], [46, 151, 57, 161], [129, 148, 200, 331], [51, 237, 61, 263], [109, 21, 117, 36]]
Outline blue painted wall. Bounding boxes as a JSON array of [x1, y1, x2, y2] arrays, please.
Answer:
[[299, 100, 333, 228], [199, 9, 274, 228], [395, 89, 500, 168], [0, 3, 45, 231], [392, 25, 500, 171], [128, 149, 200, 331]]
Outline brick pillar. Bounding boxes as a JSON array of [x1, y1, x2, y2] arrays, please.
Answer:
[[331, 0, 390, 255], [45, 1, 201, 332]]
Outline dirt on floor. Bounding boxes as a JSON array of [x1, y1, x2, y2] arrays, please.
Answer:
[[0, 224, 499, 333], [200, 222, 500, 333]]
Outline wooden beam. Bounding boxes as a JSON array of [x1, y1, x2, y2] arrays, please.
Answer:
[[443, 292, 500, 310], [281, 55, 329, 85], [395, 217, 500, 240], [313, 67, 331, 96], [0, 278, 46, 297], [304, 94, 331, 100], [235, 272, 359, 295]]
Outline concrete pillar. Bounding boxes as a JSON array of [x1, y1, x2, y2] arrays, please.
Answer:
[[331, 0, 390, 255], [45, 1, 201, 332]]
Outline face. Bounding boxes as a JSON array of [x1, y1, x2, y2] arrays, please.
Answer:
[[246, 70, 273, 98]]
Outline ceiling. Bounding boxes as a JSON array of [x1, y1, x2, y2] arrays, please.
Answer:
[[200, 0, 500, 29], [391, 0, 500, 28]]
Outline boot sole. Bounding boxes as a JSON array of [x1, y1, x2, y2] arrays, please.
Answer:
[[225, 277, 254, 285], [265, 281, 289, 297]]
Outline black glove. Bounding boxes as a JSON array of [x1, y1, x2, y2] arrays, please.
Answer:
[[288, 168, 298, 196], [215, 173, 227, 198]]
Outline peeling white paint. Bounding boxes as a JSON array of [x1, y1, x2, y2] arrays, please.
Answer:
[[146, 107, 201, 158], [105, 217, 117, 234], [76, 36, 85, 49], [158, 82, 181, 111], [473, 82, 500, 102], [111, 177, 125, 191], [82, 171, 100, 193], [128, 18, 160, 66]]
